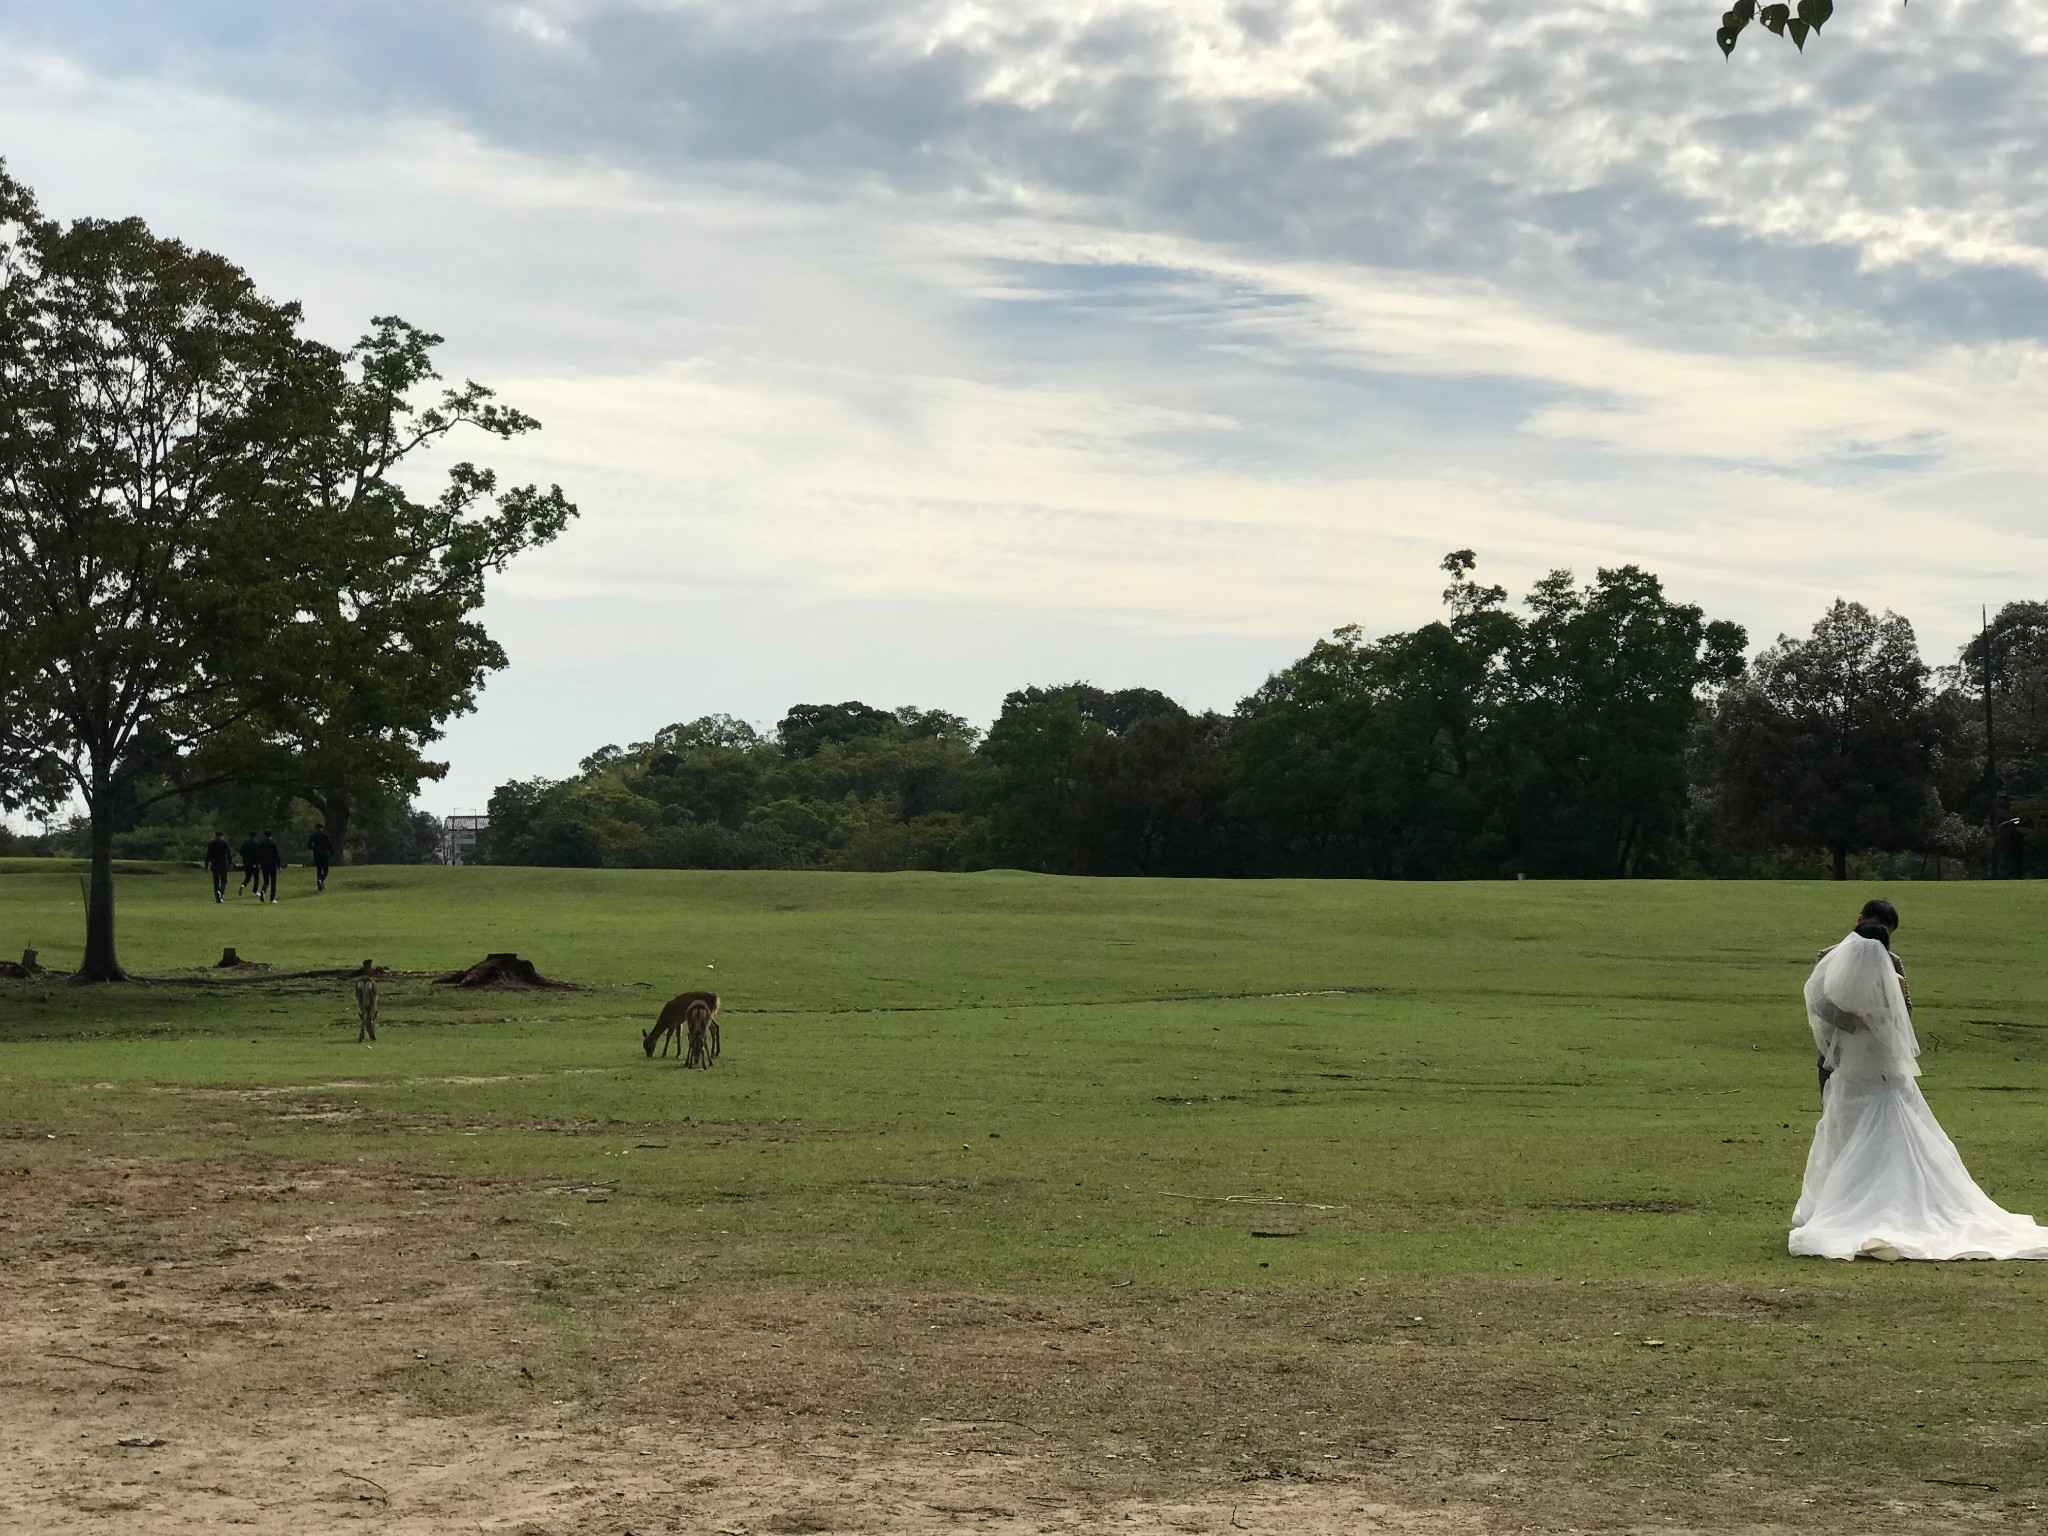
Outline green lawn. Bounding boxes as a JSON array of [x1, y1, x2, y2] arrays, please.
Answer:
[[5, 859, 2048, 1511]]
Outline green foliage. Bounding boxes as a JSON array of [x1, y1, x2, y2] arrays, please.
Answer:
[[1945, 602, 2048, 877], [1231, 555, 1746, 878], [1691, 601, 1948, 880], [0, 164, 311, 976], [0, 165, 573, 975], [225, 316, 576, 851], [1720, 0, 1845, 57], [477, 709, 981, 872], [473, 558, 2028, 884]]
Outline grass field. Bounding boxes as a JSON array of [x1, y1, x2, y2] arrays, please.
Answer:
[[3, 859, 2047, 1532]]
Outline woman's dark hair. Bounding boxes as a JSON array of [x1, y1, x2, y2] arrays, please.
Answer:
[[1860, 898, 1900, 930], [1853, 920, 1893, 948]]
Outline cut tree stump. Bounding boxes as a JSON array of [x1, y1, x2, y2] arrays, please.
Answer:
[[437, 953, 571, 991], [0, 947, 44, 980]]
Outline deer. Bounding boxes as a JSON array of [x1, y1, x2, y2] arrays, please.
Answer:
[[643, 990, 720, 1066], [353, 960, 380, 1043]]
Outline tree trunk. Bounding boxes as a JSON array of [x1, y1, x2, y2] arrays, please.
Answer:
[[77, 778, 127, 983], [1831, 842, 1848, 881], [324, 792, 352, 863]]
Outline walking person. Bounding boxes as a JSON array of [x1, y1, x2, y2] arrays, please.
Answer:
[[1791, 902, 2048, 1261], [307, 825, 334, 893], [203, 831, 233, 903], [238, 831, 261, 896], [257, 830, 282, 903]]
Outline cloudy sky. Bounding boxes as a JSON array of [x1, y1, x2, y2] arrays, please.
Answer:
[[3, 1, 2044, 812]]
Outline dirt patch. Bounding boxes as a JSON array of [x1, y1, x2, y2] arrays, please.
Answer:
[[0, 1157, 2031, 1534]]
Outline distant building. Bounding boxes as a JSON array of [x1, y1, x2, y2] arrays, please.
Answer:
[[441, 814, 488, 865]]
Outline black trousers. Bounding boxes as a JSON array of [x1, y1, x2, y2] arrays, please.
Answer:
[[210, 867, 229, 899], [259, 866, 278, 901]]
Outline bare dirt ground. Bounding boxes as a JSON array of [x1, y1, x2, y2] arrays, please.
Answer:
[[0, 1155, 2023, 1535]]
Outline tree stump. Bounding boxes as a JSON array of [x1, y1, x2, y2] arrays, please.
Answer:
[[217, 947, 244, 968], [437, 952, 570, 990]]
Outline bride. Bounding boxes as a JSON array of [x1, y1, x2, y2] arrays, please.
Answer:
[[1791, 926, 2048, 1261]]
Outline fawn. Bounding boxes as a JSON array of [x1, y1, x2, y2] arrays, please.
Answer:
[[644, 990, 720, 1066], [353, 961, 380, 1043]]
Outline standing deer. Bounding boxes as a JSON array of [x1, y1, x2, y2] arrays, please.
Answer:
[[643, 990, 720, 1066], [353, 960, 380, 1043]]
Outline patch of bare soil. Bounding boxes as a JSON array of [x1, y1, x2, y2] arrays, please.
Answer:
[[0, 1158, 2027, 1534]]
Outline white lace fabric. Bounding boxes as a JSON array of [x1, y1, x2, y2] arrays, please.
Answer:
[[1791, 934, 2048, 1261]]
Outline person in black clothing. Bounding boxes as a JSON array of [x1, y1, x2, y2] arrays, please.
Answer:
[[239, 833, 262, 896], [257, 830, 282, 903], [308, 826, 334, 892], [204, 832, 233, 902]]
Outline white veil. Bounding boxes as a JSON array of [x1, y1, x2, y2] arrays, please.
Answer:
[[1805, 933, 1919, 1079]]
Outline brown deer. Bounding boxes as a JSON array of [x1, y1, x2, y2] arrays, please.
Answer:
[[353, 961, 380, 1043], [643, 990, 720, 1064]]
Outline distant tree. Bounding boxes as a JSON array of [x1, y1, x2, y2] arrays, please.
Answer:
[[777, 701, 899, 758], [473, 709, 981, 872], [1070, 709, 1235, 876], [1692, 600, 1946, 879], [1232, 553, 1741, 878], [0, 166, 305, 979], [971, 688, 1105, 872], [1496, 565, 1747, 877], [1946, 601, 2048, 876], [969, 684, 1214, 872], [1230, 610, 1508, 879]]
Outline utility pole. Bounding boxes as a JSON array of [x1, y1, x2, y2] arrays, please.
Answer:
[[1984, 606, 2001, 879]]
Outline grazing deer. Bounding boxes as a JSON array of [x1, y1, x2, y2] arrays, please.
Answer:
[[682, 998, 720, 1069], [353, 961, 380, 1043], [643, 990, 720, 1064]]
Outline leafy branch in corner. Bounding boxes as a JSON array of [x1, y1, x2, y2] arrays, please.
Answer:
[[1717, 0, 1870, 57]]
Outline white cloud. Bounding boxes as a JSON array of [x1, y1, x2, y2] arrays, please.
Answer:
[[0, 0, 2044, 809]]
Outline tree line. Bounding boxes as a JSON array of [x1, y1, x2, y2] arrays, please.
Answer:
[[0, 166, 571, 978], [476, 556, 2044, 883]]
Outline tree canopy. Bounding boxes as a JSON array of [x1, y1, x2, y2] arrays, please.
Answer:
[[1690, 601, 1947, 880], [0, 166, 573, 978], [225, 315, 575, 849]]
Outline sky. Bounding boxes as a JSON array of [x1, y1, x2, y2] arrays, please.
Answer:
[[2, 1, 2045, 816]]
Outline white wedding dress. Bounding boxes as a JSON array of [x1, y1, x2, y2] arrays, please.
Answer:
[[1790, 933, 2048, 1261]]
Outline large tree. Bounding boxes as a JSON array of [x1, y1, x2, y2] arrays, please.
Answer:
[[0, 169, 304, 978], [234, 316, 575, 851], [1692, 600, 1946, 879], [0, 168, 572, 978], [1495, 564, 1747, 877], [971, 684, 1205, 874], [1946, 601, 2048, 877], [1229, 599, 1512, 880], [1230, 553, 1741, 879]]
